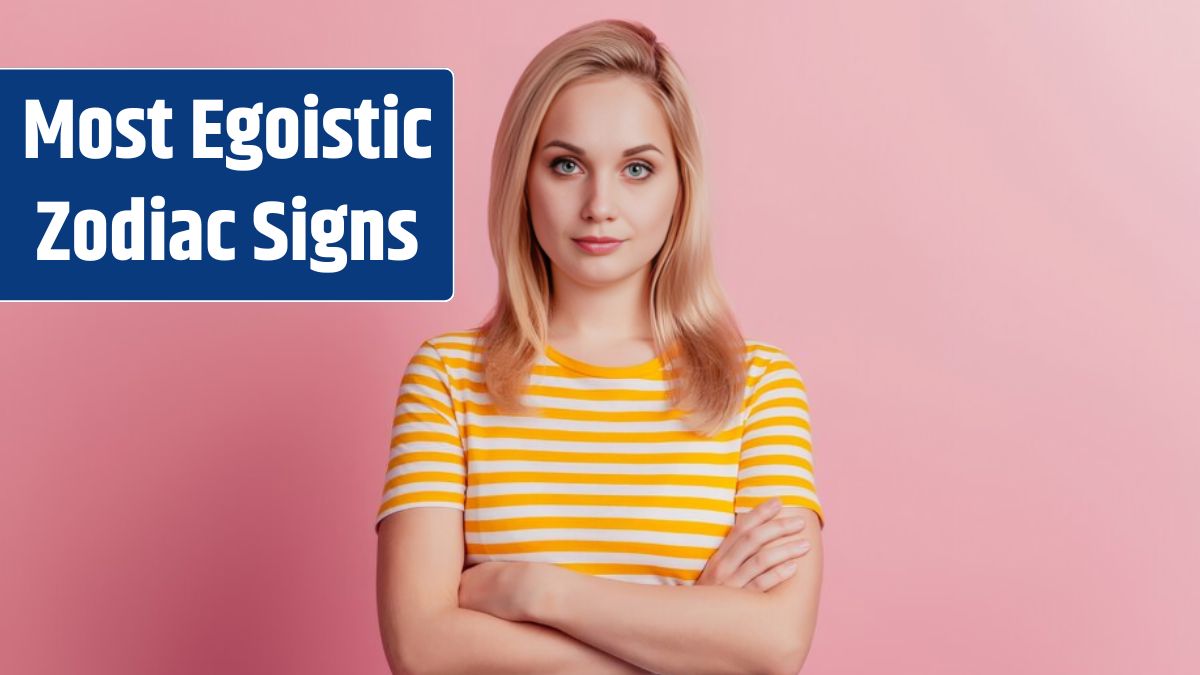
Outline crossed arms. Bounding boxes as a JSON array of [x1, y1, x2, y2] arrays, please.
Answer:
[[376, 505, 823, 675]]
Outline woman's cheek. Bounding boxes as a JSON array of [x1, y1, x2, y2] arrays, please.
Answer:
[[637, 194, 675, 243], [532, 183, 572, 237]]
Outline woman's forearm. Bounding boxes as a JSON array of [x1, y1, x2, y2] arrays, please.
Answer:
[[525, 566, 800, 675], [398, 606, 651, 675]]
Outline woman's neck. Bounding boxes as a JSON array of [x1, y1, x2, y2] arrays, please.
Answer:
[[547, 264, 654, 341]]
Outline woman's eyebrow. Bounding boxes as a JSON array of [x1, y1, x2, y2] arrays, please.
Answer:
[[542, 140, 664, 157]]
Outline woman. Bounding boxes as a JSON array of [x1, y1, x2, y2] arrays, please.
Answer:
[[377, 19, 825, 675]]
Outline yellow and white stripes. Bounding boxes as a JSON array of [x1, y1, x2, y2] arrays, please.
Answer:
[[376, 329, 824, 586]]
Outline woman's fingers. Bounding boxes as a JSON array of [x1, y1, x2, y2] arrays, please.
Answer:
[[698, 499, 781, 584], [728, 535, 812, 589], [746, 559, 802, 592], [698, 499, 809, 587], [713, 515, 807, 582], [731, 498, 782, 538], [721, 499, 789, 566]]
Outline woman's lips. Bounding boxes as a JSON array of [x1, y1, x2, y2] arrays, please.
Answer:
[[572, 238, 624, 255]]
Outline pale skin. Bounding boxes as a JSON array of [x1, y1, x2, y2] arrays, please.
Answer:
[[527, 73, 674, 363], [457, 503, 823, 675], [377, 73, 823, 675]]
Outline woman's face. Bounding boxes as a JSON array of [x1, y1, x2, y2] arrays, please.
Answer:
[[526, 73, 680, 290]]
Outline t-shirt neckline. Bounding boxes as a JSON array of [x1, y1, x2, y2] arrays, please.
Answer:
[[543, 343, 663, 378]]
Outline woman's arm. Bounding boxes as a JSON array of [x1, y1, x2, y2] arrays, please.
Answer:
[[388, 606, 651, 675], [378, 507, 650, 675], [524, 507, 823, 675]]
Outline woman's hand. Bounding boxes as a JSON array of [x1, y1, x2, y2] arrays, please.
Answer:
[[458, 560, 552, 622], [695, 497, 811, 592], [459, 562, 654, 674]]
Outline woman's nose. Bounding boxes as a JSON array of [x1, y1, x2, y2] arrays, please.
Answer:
[[581, 175, 616, 222]]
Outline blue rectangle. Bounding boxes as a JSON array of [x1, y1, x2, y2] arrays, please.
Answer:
[[0, 68, 454, 301]]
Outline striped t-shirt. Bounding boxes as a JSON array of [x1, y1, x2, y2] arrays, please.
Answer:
[[375, 328, 825, 586]]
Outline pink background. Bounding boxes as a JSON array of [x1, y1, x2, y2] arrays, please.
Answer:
[[2, 1, 1198, 673]]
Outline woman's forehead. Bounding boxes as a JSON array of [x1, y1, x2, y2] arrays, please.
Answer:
[[537, 75, 672, 154]]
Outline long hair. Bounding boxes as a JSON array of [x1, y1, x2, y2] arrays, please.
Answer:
[[477, 18, 747, 437]]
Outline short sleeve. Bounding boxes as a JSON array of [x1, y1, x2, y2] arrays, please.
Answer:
[[735, 347, 825, 529], [374, 340, 466, 532]]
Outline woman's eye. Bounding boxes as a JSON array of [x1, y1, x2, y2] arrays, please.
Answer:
[[550, 158, 653, 179], [625, 162, 654, 179], [551, 158, 580, 174]]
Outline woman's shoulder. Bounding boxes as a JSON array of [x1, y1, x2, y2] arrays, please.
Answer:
[[741, 338, 789, 362], [412, 327, 485, 360], [740, 338, 807, 380], [419, 326, 484, 349]]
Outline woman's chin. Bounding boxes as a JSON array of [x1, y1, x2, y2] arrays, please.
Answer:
[[562, 265, 639, 289]]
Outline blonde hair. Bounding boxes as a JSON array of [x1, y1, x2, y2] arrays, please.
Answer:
[[476, 18, 746, 437]]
